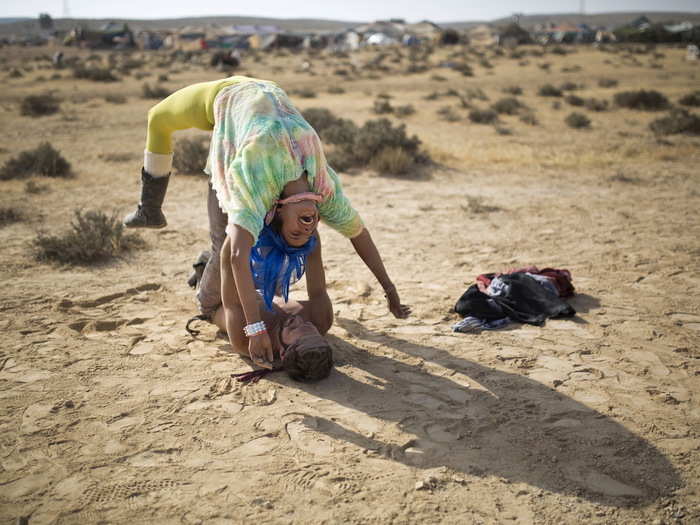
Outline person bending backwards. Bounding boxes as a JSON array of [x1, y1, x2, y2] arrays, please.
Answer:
[[124, 76, 410, 368]]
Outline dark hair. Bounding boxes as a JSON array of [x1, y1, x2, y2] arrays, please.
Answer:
[[282, 335, 333, 381]]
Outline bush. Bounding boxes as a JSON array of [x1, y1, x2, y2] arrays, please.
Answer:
[[649, 109, 700, 136], [0, 207, 24, 227], [538, 84, 562, 97], [373, 98, 393, 114], [430, 74, 447, 82], [0, 142, 72, 180], [679, 91, 700, 107], [24, 180, 49, 194], [353, 119, 422, 166], [73, 66, 118, 82], [173, 136, 209, 174], [33, 209, 144, 265], [584, 98, 609, 112], [369, 146, 414, 175], [394, 104, 415, 118], [565, 94, 584, 107], [614, 90, 669, 110], [21, 93, 60, 117], [104, 93, 127, 104], [468, 108, 498, 124], [565, 112, 591, 129], [490, 97, 524, 115], [598, 78, 618, 88], [293, 87, 316, 98], [142, 83, 170, 99], [559, 81, 581, 91], [437, 106, 460, 122], [502, 85, 523, 95], [519, 112, 539, 125], [327, 86, 345, 94]]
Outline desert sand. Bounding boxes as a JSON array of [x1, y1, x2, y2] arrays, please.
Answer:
[[0, 43, 699, 524]]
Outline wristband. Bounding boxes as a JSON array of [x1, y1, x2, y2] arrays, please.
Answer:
[[243, 321, 267, 337]]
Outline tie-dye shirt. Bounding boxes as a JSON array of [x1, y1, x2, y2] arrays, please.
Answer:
[[146, 75, 363, 243]]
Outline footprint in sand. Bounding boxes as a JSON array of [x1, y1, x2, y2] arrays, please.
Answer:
[[285, 416, 334, 456]]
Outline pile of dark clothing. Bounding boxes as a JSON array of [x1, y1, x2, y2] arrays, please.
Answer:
[[453, 266, 576, 333]]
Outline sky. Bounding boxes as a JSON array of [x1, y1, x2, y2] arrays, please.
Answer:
[[2, 0, 699, 23]]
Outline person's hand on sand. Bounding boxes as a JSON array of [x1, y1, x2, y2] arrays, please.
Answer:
[[385, 285, 411, 319], [249, 331, 274, 369]]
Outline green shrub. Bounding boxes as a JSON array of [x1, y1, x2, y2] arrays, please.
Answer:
[[649, 109, 700, 136], [0, 207, 25, 227], [538, 84, 562, 97], [73, 66, 118, 82], [141, 83, 170, 99], [565, 112, 591, 129], [33, 209, 144, 265], [468, 108, 498, 124], [614, 90, 669, 110], [490, 97, 524, 115], [0, 142, 72, 180], [679, 91, 700, 107], [173, 136, 209, 174], [21, 93, 60, 117]]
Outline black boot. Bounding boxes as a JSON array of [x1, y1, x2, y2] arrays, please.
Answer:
[[123, 168, 169, 229], [187, 250, 211, 288]]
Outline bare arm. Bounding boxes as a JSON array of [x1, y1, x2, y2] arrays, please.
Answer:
[[350, 228, 411, 319]]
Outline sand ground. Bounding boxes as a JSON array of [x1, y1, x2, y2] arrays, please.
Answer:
[[0, 43, 699, 524]]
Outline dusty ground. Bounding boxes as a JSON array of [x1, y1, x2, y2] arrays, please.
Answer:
[[0, 43, 699, 524]]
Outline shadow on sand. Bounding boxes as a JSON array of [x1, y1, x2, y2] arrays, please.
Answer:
[[279, 316, 679, 507]]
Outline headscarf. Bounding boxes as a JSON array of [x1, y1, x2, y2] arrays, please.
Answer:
[[249, 223, 317, 311]]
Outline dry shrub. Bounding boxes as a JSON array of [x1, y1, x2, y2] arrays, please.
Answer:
[[538, 84, 563, 97], [430, 74, 447, 82], [565, 94, 584, 107], [491, 97, 524, 115], [519, 112, 539, 125], [437, 106, 460, 122], [598, 78, 618, 88], [678, 91, 700, 107], [25, 180, 50, 194], [559, 81, 581, 91], [369, 146, 414, 175], [0, 142, 72, 180], [394, 104, 415, 118], [20, 93, 60, 117], [73, 66, 118, 82], [469, 108, 498, 124], [0, 207, 25, 227], [104, 93, 127, 104], [649, 109, 700, 136], [292, 87, 316, 98], [99, 152, 136, 163], [584, 98, 609, 112], [463, 196, 501, 214], [33, 209, 144, 265], [373, 98, 393, 115], [565, 112, 591, 129], [502, 85, 523, 95], [173, 136, 209, 174], [142, 83, 170, 99], [614, 90, 669, 111], [303, 108, 426, 174], [327, 86, 345, 94]]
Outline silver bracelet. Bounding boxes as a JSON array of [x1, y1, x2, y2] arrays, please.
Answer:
[[243, 321, 267, 337]]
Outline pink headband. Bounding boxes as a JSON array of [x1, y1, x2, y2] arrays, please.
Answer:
[[265, 192, 323, 225]]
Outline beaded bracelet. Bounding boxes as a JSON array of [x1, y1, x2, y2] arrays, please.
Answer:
[[243, 321, 267, 337]]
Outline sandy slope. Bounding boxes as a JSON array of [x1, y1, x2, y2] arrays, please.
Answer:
[[0, 45, 699, 524]]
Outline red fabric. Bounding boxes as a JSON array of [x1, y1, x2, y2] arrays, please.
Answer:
[[475, 266, 574, 298]]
